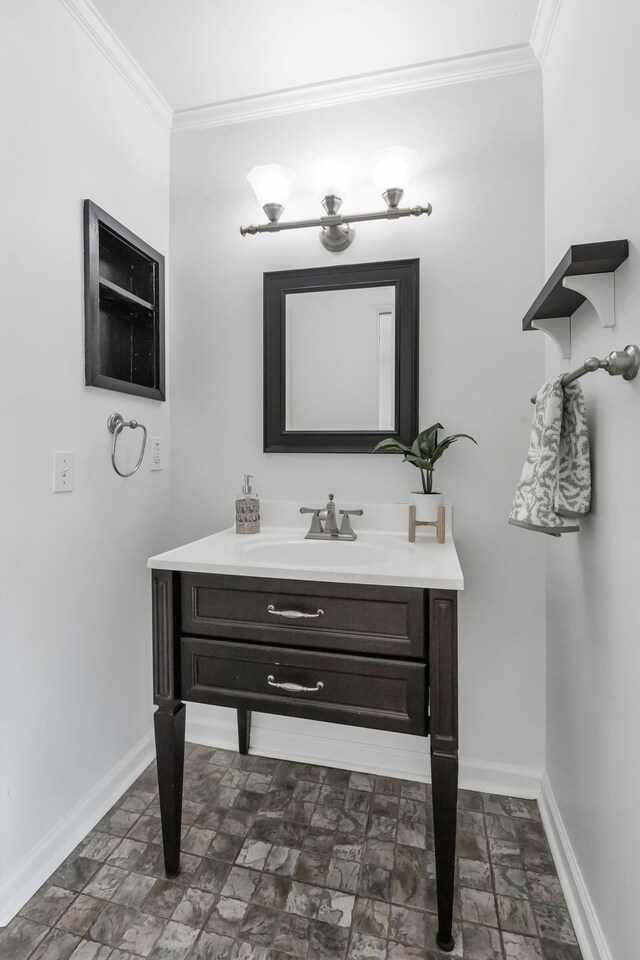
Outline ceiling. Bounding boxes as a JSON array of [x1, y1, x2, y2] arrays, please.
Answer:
[[91, 0, 541, 113]]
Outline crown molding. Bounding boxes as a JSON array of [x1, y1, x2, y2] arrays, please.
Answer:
[[58, 0, 172, 132], [531, 0, 565, 63], [172, 44, 539, 133], [55, 3, 544, 137]]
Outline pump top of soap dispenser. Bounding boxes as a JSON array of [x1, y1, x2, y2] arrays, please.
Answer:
[[242, 474, 254, 495]]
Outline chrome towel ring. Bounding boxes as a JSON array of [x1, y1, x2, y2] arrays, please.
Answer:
[[107, 412, 147, 477]]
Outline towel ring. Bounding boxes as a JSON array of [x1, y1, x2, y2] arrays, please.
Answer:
[[107, 412, 147, 477]]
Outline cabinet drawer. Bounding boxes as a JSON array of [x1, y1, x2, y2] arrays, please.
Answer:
[[181, 637, 427, 735], [181, 573, 426, 659]]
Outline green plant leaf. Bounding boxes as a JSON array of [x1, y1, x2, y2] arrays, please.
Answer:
[[403, 453, 431, 470], [372, 438, 414, 455], [416, 422, 444, 458], [373, 426, 475, 478], [446, 433, 477, 445], [432, 433, 477, 463]]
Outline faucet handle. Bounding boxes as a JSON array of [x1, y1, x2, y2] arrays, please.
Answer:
[[338, 508, 363, 539], [300, 507, 324, 536]]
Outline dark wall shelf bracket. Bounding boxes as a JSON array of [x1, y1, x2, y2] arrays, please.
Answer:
[[522, 240, 629, 358]]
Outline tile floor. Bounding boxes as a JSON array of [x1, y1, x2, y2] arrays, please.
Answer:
[[1, 743, 582, 960]]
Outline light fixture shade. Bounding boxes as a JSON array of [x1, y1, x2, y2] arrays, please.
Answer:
[[247, 164, 296, 209], [369, 146, 418, 195], [310, 155, 353, 200]]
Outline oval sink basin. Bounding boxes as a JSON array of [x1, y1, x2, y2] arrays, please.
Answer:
[[232, 538, 392, 568]]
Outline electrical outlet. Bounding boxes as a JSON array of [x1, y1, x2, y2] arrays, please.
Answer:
[[149, 437, 163, 471], [53, 451, 74, 492]]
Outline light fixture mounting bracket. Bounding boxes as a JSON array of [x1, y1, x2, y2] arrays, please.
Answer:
[[319, 223, 355, 252]]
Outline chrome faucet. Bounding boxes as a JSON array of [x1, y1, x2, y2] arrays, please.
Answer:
[[300, 494, 363, 541]]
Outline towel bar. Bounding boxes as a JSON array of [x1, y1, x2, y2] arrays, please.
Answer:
[[530, 344, 639, 403]]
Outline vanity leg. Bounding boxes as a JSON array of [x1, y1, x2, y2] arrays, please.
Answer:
[[431, 751, 458, 951], [151, 569, 185, 879], [429, 590, 459, 953], [237, 709, 251, 755], [154, 703, 186, 878]]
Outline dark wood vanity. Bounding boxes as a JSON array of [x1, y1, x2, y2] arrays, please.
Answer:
[[151, 568, 459, 952]]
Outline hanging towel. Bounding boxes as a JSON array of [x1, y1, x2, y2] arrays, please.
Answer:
[[509, 376, 591, 536]]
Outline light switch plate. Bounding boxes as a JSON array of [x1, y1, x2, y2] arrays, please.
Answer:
[[149, 437, 163, 471], [53, 451, 74, 492]]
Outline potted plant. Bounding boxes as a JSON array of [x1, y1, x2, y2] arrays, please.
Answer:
[[373, 422, 477, 521]]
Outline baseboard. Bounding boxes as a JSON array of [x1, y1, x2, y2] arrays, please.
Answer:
[[456, 756, 542, 799], [538, 773, 611, 960], [186, 710, 542, 799], [0, 730, 155, 926]]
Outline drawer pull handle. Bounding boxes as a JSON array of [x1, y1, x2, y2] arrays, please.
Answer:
[[267, 675, 324, 694], [267, 604, 324, 619]]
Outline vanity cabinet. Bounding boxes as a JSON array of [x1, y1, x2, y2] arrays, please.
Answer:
[[180, 574, 427, 735], [151, 568, 459, 952]]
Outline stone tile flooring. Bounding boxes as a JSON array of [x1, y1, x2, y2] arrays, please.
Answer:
[[1, 744, 583, 960]]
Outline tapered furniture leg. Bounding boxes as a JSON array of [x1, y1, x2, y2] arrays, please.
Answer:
[[237, 709, 252, 755], [431, 752, 458, 950], [151, 569, 184, 878], [429, 590, 459, 952], [154, 703, 185, 877]]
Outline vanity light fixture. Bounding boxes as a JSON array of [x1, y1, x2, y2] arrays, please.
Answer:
[[240, 146, 432, 252], [246, 164, 296, 226]]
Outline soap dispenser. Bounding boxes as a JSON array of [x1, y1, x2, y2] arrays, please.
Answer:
[[235, 474, 260, 534]]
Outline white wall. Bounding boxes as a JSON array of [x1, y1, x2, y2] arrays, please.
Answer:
[[0, 0, 170, 921], [542, 2, 640, 957], [169, 72, 547, 788]]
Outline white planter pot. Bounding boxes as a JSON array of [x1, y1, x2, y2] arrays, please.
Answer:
[[409, 491, 444, 522]]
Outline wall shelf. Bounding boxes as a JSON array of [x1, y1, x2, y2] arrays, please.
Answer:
[[84, 200, 165, 400], [522, 239, 629, 358], [99, 277, 154, 311]]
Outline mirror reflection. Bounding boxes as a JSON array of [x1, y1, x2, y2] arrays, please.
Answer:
[[264, 259, 418, 453], [285, 286, 396, 431]]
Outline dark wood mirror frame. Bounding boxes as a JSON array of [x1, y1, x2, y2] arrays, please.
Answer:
[[264, 258, 419, 453]]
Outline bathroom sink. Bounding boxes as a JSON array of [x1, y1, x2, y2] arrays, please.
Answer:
[[148, 501, 464, 590], [231, 537, 392, 568]]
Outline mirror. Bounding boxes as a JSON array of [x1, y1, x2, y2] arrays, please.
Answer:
[[285, 286, 396, 431], [264, 259, 419, 453]]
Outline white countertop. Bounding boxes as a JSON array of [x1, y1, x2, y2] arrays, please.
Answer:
[[148, 501, 464, 591]]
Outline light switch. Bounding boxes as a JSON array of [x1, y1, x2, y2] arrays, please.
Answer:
[[149, 437, 163, 471], [53, 451, 74, 492]]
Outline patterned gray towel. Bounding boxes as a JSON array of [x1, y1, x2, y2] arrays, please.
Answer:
[[509, 376, 591, 536]]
